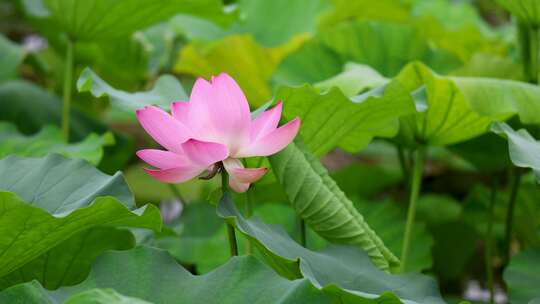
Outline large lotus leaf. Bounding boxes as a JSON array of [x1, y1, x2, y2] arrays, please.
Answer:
[[77, 68, 187, 122], [229, 0, 329, 47], [23, 0, 228, 41], [504, 249, 540, 304], [0, 122, 113, 165], [269, 141, 399, 271], [412, 0, 507, 63], [0, 192, 159, 279], [318, 0, 411, 27], [174, 34, 302, 106], [137, 16, 227, 76], [47, 247, 331, 304], [0, 81, 104, 141], [450, 53, 523, 80], [217, 193, 445, 303], [0, 281, 152, 304], [0, 80, 135, 173], [75, 37, 150, 89], [0, 34, 25, 83], [0, 154, 161, 278], [491, 122, 540, 182], [453, 78, 540, 125], [275, 81, 415, 156], [0, 227, 134, 290], [393, 62, 540, 147], [497, 0, 540, 25], [313, 63, 388, 97], [0, 154, 134, 212], [274, 20, 461, 85]]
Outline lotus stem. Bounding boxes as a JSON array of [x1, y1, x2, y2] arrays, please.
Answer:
[[400, 146, 425, 273], [396, 144, 410, 187], [222, 169, 238, 256], [299, 217, 306, 247], [530, 26, 539, 84], [519, 22, 540, 84], [485, 177, 497, 304], [245, 187, 254, 254], [168, 184, 186, 204], [504, 167, 521, 263], [61, 38, 74, 141]]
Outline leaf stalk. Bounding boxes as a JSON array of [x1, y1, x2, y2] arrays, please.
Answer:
[[399, 146, 425, 273], [61, 38, 74, 140], [222, 169, 238, 256]]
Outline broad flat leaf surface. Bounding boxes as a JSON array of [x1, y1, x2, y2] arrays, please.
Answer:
[[77, 68, 187, 122], [504, 249, 540, 304], [0, 81, 104, 141], [0, 281, 152, 304], [497, 0, 540, 25], [274, 20, 461, 85], [394, 62, 540, 146], [0, 81, 135, 173], [491, 122, 540, 182], [276, 82, 415, 156], [318, 0, 411, 27], [175, 34, 300, 106], [0, 155, 161, 278], [0, 122, 113, 165], [0, 228, 134, 290], [0, 192, 159, 279], [313, 63, 388, 97], [217, 193, 445, 304], [49, 247, 331, 304], [230, 0, 329, 47], [25, 0, 228, 41], [0, 34, 25, 83], [453, 77, 540, 125], [0, 154, 134, 213], [269, 141, 399, 271]]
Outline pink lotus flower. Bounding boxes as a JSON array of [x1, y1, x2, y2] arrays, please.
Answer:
[[136, 73, 300, 192]]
